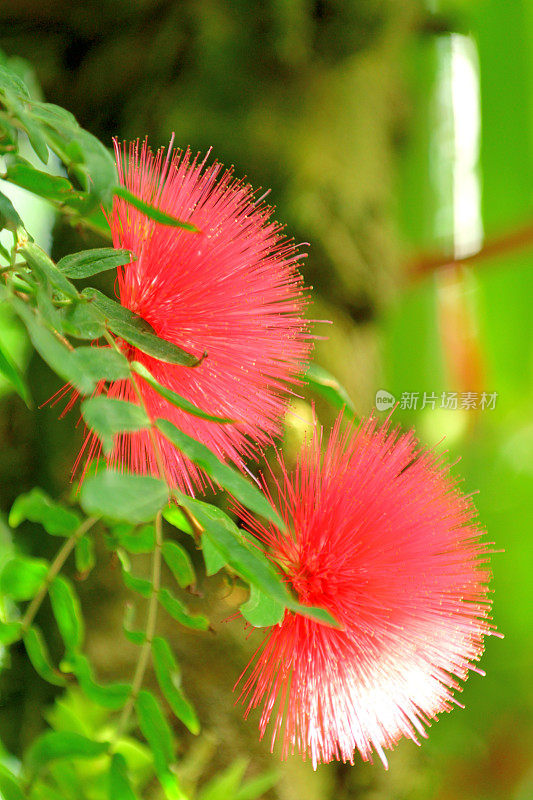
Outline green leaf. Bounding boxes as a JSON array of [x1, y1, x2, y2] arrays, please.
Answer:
[[5, 163, 78, 201], [0, 764, 25, 800], [27, 101, 78, 129], [198, 759, 248, 800], [121, 569, 152, 599], [83, 288, 199, 367], [201, 534, 227, 576], [49, 575, 83, 651], [67, 652, 130, 709], [132, 361, 233, 423], [80, 471, 168, 524], [23, 626, 66, 686], [26, 731, 108, 775], [152, 636, 200, 735], [304, 363, 357, 419], [112, 523, 155, 554], [123, 603, 145, 645], [0, 556, 48, 601], [0, 620, 22, 645], [81, 288, 155, 334], [16, 108, 49, 164], [157, 420, 284, 530], [135, 690, 175, 776], [70, 346, 130, 382], [234, 770, 279, 800], [0, 116, 18, 153], [0, 337, 32, 406], [9, 487, 80, 536], [163, 506, 193, 535], [176, 495, 288, 604], [19, 240, 78, 299], [0, 189, 24, 232], [57, 248, 134, 280], [240, 585, 285, 627], [0, 64, 31, 99], [11, 298, 97, 394], [81, 396, 150, 455], [58, 301, 106, 340], [158, 587, 209, 630], [161, 541, 195, 588], [114, 186, 199, 232], [74, 535, 95, 576], [108, 753, 140, 800]]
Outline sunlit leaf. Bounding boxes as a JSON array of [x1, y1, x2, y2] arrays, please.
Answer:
[[0, 555, 48, 601], [163, 506, 193, 535], [0, 620, 22, 645], [108, 753, 140, 800], [0, 189, 24, 232], [240, 585, 285, 627], [49, 575, 84, 651], [23, 626, 66, 686], [0, 764, 25, 800], [9, 487, 80, 536], [5, 163, 78, 201], [26, 731, 108, 775]]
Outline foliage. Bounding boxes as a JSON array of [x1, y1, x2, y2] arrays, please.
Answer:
[[0, 52, 352, 798]]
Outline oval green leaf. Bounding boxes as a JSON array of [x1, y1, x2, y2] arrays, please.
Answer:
[[152, 636, 200, 735], [81, 396, 150, 455], [57, 247, 134, 279], [80, 471, 168, 524]]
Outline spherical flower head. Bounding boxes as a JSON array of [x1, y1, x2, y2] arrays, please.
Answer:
[[72, 139, 312, 491], [235, 413, 497, 769]]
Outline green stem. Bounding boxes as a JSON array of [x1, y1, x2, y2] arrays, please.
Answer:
[[113, 511, 163, 742], [20, 516, 98, 635]]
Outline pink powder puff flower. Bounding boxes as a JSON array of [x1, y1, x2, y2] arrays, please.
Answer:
[[235, 413, 497, 769], [65, 139, 312, 491]]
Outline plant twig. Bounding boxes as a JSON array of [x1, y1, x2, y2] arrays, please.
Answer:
[[409, 219, 533, 279], [20, 516, 98, 635], [113, 511, 163, 742]]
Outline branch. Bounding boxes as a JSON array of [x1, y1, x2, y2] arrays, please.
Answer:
[[408, 219, 533, 279], [21, 516, 98, 635]]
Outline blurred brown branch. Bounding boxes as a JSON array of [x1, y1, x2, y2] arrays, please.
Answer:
[[409, 219, 533, 278]]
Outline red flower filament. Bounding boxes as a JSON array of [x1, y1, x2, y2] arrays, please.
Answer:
[[236, 414, 497, 769], [66, 139, 312, 490]]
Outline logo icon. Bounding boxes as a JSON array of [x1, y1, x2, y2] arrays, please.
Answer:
[[375, 390, 396, 412]]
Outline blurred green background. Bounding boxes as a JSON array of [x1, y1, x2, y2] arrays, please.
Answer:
[[0, 0, 532, 798]]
